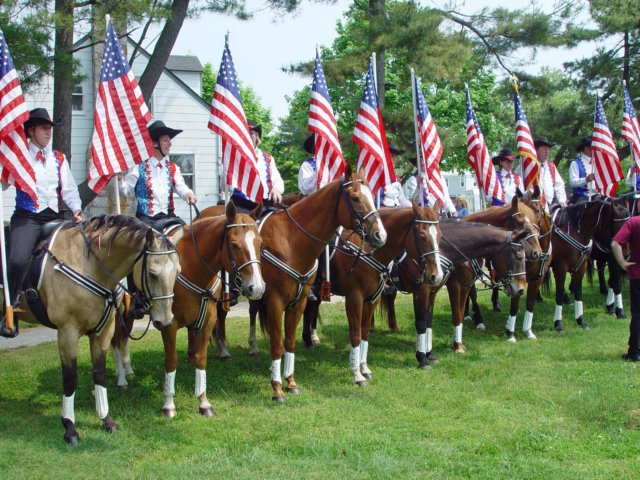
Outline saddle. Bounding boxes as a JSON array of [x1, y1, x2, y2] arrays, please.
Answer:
[[152, 216, 185, 233]]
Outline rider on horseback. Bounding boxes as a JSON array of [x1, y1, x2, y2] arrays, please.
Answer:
[[1, 108, 84, 338]]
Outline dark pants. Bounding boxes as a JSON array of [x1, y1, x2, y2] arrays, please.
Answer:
[[571, 194, 589, 204], [629, 279, 640, 356], [7, 208, 61, 306]]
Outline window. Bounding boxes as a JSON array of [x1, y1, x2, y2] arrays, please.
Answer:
[[72, 83, 83, 112], [170, 154, 195, 191], [460, 177, 465, 187]]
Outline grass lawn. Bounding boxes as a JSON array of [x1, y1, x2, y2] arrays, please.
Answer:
[[1, 281, 639, 479]]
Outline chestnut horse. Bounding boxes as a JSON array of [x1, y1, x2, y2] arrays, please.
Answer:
[[203, 165, 387, 401], [548, 199, 630, 331], [111, 202, 265, 417], [5, 216, 180, 444], [302, 202, 442, 384]]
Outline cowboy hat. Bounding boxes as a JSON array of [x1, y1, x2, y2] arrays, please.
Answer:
[[23, 108, 61, 130], [247, 120, 262, 138], [533, 136, 554, 148], [492, 148, 515, 166], [576, 136, 592, 152], [147, 120, 183, 141], [303, 134, 315, 154]]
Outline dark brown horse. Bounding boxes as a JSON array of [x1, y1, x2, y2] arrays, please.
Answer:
[[302, 203, 442, 384], [5, 216, 180, 444], [203, 165, 387, 401], [548, 199, 630, 331], [111, 202, 265, 417]]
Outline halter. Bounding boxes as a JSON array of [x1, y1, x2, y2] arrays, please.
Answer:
[[339, 178, 380, 238], [223, 222, 261, 288]]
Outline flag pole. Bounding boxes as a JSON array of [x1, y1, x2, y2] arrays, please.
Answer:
[[410, 69, 425, 207], [370, 52, 382, 209], [222, 31, 231, 309], [0, 191, 14, 332]]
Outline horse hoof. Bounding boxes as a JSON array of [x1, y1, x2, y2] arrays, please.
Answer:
[[248, 350, 259, 357], [199, 407, 216, 417], [286, 386, 300, 395], [419, 363, 432, 371], [463, 315, 472, 322], [616, 308, 626, 319], [524, 330, 537, 340], [103, 416, 117, 433], [117, 383, 128, 389], [605, 303, 615, 314], [553, 320, 565, 333], [355, 380, 367, 387], [272, 395, 286, 403], [162, 407, 177, 418], [64, 433, 79, 446], [476, 323, 486, 331], [576, 316, 588, 329], [362, 372, 372, 380], [390, 327, 400, 333], [220, 355, 233, 362]]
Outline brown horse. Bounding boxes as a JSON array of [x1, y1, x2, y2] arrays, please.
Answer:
[[111, 202, 264, 417], [302, 202, 442, 384], [548, 199, 630, 331], [5, 216, 180, 444], [203, 165, 387, 401]]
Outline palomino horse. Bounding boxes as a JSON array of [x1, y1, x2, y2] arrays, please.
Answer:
[[381, 219, 529, 368], [548, 199, 630, 331], [203, 165, 387, 401], [5, 215, 180, 444], [301, 202, 442, 384], [111, 203, 265, 417]]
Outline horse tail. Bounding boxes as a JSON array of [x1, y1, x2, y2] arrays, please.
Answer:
[[378, 293, 389, 328], [586, 258, 594, 286], [542, 269, 551, 297], [257, 300, 268, 335]]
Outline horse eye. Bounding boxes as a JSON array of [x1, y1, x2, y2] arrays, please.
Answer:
[[231, 242, 241, 250], [351, 195, 361, 203]]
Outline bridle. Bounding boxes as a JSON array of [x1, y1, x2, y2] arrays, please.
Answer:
[[133, 245, 178, 302], [411, 218, 441, 280], [338, 178, 380, 238], [222, 221, 261, 289]]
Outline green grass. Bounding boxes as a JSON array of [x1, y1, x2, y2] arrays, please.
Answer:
[[1, 282, 640, 479]]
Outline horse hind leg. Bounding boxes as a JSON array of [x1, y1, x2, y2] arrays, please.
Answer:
[[213, 303, 232, 361], [571, 271, 588, 329], [90, 332, 117, 435], [161, 323, 179, 418], [57, 328, 82, 445], [302, 297, 320, 348], [248, 301, 261, 356]]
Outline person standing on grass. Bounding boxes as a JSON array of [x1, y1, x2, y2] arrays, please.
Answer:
[[612, 214, 640, 362]]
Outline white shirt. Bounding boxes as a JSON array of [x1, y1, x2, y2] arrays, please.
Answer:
[[626, 166, 639, 189], [538, 161, 567, 205], [382, 179, 411, 207], [498, 169, 522, 204], [120, 156, 194, 214], [403, 174, 456, 214], [254, 148, 284, 199], [298, 158, 317, 195], [19, 141, 82, 213], [569, 153, 597, 196]]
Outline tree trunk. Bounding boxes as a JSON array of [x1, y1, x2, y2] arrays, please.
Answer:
[[368, 0, 386, 110], [138, 0, 190, 102], [52, 0, 74, 159]]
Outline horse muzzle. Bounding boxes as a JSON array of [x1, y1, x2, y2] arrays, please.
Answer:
[[243, 277, 266, 300], [368, 226, 387, 249]]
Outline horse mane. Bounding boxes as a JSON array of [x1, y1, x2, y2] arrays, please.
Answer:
[[64, 214, 159, 247], [553, 200, 615, 231]]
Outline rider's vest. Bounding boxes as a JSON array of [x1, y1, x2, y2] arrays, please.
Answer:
[[15, 150, 65, 213], [634, 166, 640, 191], [305, 157, 316, 171], [492, 170, 522, 206], [233, 151, 273, 200], [134, 159, 177, 216], [572, 156, 589, 198]]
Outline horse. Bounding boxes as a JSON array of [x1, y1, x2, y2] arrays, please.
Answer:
[[547, 199, 630, 331], [4, 215, 180, 445], [203, 164, 387, 401], [300, 202, 442, 384], [111, 202, 265, 418]]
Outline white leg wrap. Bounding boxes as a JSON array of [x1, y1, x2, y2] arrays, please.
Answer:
[[523, 311, 534, 332], [616, 294, 624, 309], [426, 328, 433, 352], [505, 315, 517, 332], [359, 340, 369, 365], [606, 288, 614, 305], [194, 369, 207, 398], [416, 333, 427, 353], [311, 328, 320, 345], [62, 393, 75, 424], [575, 300, 583, 319], [94, 385, 109, 420], [349, 346, 361, 372], [163, 370, 176, 411], [454, 324, 463, 344], [554, 305, 563, 321], [270, 359, 282, 384], [283, 352, 295, 379]]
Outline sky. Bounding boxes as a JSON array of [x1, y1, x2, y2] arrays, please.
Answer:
[[146, 0, 598, 123]]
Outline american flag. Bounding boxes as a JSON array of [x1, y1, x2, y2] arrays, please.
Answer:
[[621, 85, 640, 172], [353, 60, 395, 194], [514, 90, 539, 190], [208, 41, 263, 202], [0, 29, 37, 200], [413, 75, 446, 204], [592, 95, 622, 197], [308, 51, 344, 188], [465, 85, 502, 201], [87, 20, 155, 194]]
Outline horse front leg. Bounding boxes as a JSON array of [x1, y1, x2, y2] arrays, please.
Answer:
[[414, 286, 435, 369], [266, 296, 287, 402], [248, 301, 260, 356], [553, 268, 568, 332], [90, 325, 117, 435], [360, 300, 376, 380], [521, 277, 542, 340], [446, 279, 466, 353], [302, 297, 321, 348], [571, 266, 588, 329], [344, 293, 367, 385], [160, 322, 179, 418], [468, 285, 485, 330], [608, 260, 626, 319], [58, 327, 81, 445], [188, 307, 217, 417], [111, 316, 133, 388]]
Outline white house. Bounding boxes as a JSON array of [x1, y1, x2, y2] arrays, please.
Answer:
[[3, 36, 221, 220], [442, 170, 483, 212]]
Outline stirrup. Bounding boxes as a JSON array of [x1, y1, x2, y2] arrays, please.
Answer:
[[0, 315, 18, 338]]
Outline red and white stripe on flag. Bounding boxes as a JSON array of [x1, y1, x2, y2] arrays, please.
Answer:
[[308, 52, 344, 188], [621, 85, 640, 171], [514, 91, 539, 190], [87, 21, 155, 194], [208, 41, 263, 203], [0, 29, 37, 200], [592, 96, 622, 197]]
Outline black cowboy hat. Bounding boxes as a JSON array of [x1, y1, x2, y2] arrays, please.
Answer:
[[576, 136, 592, 152], [534, 136, 554, 148], [247, 120, 262, 138], [147, 120, 183, 141], [303, 134, 315, 154], [407, 157, 418, 166], [492, 148, 516, 166], [388, 142, 405, 155], [23, 108, 61, 130]]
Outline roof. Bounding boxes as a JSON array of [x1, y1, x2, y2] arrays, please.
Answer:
[[166, 55, 203, 73]]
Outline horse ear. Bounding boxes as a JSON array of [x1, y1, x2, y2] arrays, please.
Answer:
[[344, 162, 353, 179], [533, 184, 540, 199], [515, 188, 523, 199], [250, 203, 263, 220], [513, 229, 528, 243], [432, 199, 442, 212], [412, 200, 420, 214], [145, 227, 156, 247], [226, 201, 237, 223], [511, 194, 519, 210], [168, 226, 185, 245]]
